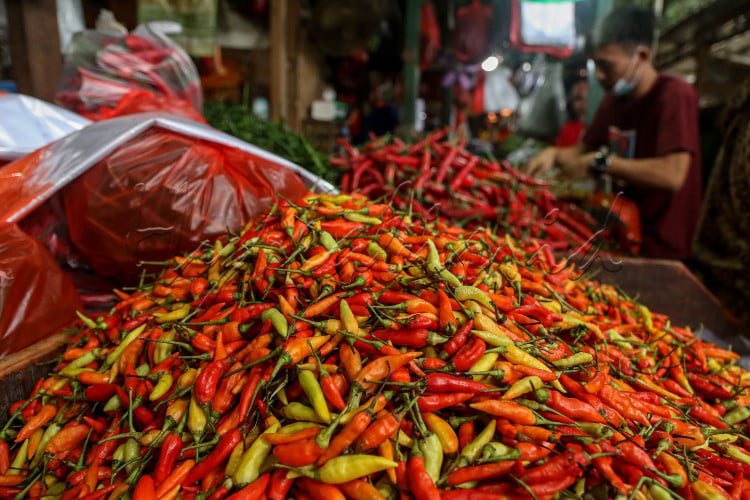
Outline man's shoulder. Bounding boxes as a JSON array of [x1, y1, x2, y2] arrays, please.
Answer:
[[655, 73, 697, 99]]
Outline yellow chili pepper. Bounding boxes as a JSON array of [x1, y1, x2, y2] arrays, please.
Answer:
[[7, 439, 28, 474], [233, 420, 280, 486], [179, 368, 199, 388], [31, 424, 60, 468], [455, 419, 496, 469], [166, 398, 189, 425], [469, 352, 499, 382], [340, 300, 359, 335], [503, 376, 543, 400], [155, 303, 191, 324], [105, 324, 147, 367], [317, 455, 397, 484], [455, 286, 494, 309], [153, 330, 176, 365], [282, 402, 333, 424], [552, 352, 593, 368], [149, 373, 174, 401], [298, 369, 331, 424], [188, 395, 207, 440], [423, 413, 458, 454]]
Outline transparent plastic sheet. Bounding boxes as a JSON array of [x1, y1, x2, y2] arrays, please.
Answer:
[[510, 0, 576, 58], [0, 94, 90, 161], [0, 113, 337, 283], [0, 222, 82, 358], [55, 23, 202, 117]]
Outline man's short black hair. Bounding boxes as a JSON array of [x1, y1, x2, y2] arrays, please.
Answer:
[[592, 6, 657, 51]]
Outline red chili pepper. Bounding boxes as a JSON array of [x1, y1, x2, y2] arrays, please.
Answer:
[[417, 393, 474, 412], [195, 357, 233, 404], [369, 328, 428, 348], [153, 433, 182, 486], [425, 372, 490, 394], [443, 320, 472, 356], [183, 429, 242, 485], [451, 336, 486, 371]]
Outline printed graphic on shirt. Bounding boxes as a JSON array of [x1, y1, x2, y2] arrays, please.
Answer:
[[608, 126, 636, 158]]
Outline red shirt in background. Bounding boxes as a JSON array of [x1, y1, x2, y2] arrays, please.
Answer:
[[555, 120, 585, 147], [583, 74, 702, 260]]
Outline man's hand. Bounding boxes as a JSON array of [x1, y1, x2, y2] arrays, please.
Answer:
[[523, 147, 558, 178], [556, 152, 597, 182]]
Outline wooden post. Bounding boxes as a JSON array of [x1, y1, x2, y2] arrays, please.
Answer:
[[270, 0, 288, 124], [401, 0, 421, 132], [6, 0, 62, 101]]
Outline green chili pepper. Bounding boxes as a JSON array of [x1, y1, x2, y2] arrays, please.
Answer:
[[480, 442, 520, 463], [261, 308, 289, 338], [31, 424, 60, 468], [76, 311, 99, 330], [367, 241, 388, 261], [426, 240, 461, 287], [58, 349, 102, 376], [420, 431, 443, 483], [319, 231, 338, 251], [344, 213, 382, 225], [724, 406, 750, 426]]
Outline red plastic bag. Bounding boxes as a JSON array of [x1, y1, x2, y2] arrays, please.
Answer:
[[420, 2, 441, 70], [61, 128, 308, 282], [0, 222, 82, 358], [452, 0, 492, 64], [83, 89, 206, 123]]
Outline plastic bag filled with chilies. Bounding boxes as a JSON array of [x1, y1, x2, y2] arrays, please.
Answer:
[[0, 222, 82, 358], [0, 113, 336, 284], [55, 23, 202, 118]]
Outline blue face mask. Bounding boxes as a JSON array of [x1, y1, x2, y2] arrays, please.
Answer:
[[612, 50, 643, 97]]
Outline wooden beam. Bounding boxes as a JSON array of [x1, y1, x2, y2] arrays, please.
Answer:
[[6, 0, 62, 101], [286, 0, 300, 132], [270, 0, 288, 123]]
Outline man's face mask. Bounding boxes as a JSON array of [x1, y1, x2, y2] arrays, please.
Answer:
[[612, 49, 644, 97]]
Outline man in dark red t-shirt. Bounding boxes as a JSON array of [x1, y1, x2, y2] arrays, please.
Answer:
[[525, 6, 702, 260]]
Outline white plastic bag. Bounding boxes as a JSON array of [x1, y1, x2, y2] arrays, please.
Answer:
[[0, 94, 90, 161]]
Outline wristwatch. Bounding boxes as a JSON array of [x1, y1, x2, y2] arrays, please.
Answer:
[[590, 147, 611, 175]]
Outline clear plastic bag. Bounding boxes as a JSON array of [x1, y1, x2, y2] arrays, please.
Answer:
[[55, 23, 202, 117], [0, 113, 336, 282], [0, 222, 82, 358]]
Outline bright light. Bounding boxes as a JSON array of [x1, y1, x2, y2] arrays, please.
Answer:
[[481, 55, 500, 72]]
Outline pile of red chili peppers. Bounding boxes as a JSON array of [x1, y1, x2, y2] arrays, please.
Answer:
[[0, 193, 748, 500], [337, 130, 629, 254]]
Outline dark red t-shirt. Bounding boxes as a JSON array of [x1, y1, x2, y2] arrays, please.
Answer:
[[583, 74, 702, 259]]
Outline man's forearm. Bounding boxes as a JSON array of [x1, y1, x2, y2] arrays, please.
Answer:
[[607, 153, 690, 191]]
